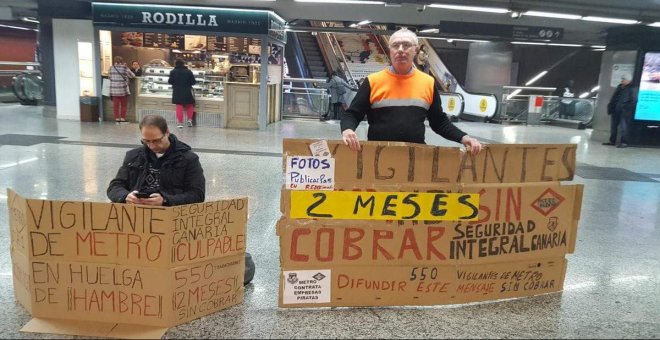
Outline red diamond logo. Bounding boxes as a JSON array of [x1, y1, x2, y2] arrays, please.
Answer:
[[531, 188, 565, 216]]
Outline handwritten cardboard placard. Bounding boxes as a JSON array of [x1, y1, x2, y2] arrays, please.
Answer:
[[289, 190, 479, 221], [8, 189, 247, 334], [278, 140, 583, 308], [282, 139, 577, 185], [279, 257, 567, 307], [278, 183, 581, 266]]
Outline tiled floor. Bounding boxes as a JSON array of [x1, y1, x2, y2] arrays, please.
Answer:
[[0, 103, 658, 338]]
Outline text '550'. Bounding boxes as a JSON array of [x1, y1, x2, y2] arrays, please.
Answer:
[[290, 191, 479, 221]]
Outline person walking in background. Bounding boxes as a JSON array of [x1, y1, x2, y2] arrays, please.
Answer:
[[604, 75, 636, 148], [321, 71, 357, 121], [130, 60, 143, 77], [416, 45, 430, 73], [109, 56, 135, 123], [168, 59, 197, 128], [556, 80, 576, 119]]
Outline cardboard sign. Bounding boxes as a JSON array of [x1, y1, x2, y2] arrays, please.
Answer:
[[278, 140, 583, 308], [282, 139, 576, 185], [285, 156, 335, 191], [278, 183, 581, 266], [289, 191, 479, 221], [280, 258, 567, 307], [8, 189, 247, 333]]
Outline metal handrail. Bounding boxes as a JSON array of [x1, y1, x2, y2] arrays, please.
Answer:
[[503, 86, 557, 91], [284, 77, 328, 83], [286, 87, 327, 92], [0, 61, 40, 67], [0, 70, 41, 75]]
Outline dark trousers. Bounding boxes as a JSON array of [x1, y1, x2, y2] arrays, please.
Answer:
[[324, 103, 343, 120], [609, 111, 629, 145]]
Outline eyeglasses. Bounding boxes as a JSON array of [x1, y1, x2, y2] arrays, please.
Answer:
[[141, 134, 167, 145], [389, 42, 416, 50]]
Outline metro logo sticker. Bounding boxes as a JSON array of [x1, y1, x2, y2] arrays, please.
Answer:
[[531, 188, 565, 216]]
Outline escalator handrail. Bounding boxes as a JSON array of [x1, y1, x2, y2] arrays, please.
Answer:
[[318, 22, 358, 86]]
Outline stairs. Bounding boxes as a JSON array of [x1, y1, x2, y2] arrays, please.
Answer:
[[298, 32, 329, 79]]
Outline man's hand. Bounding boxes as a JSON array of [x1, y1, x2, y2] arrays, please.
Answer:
[[461, 135, 483, 156], [342, 129, 361, 151], [125, 191, 141, 204], [125, 191, 165, 206]]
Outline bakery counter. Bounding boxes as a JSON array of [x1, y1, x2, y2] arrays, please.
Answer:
[[135, 93, 226, 128]]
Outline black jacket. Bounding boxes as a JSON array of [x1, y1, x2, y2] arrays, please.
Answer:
[[107, 134, 205, 206], [168, 65, 196, 105], [608, 84, 635, 116]]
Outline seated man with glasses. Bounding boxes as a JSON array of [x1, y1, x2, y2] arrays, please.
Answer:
[[106, 114, 256, 285], [340, 28, 482, 156], [107, 114, 205, 206]]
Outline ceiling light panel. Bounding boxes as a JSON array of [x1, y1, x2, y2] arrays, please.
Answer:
[[523, 11, 582, 20], [295, 0, 385, 4], [428, 4, 509, 13], [582, 16, 640, 24]]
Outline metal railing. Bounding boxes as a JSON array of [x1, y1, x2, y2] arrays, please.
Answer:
[[281, 77, 329, 119], [497, 86, 556, 123], [497, 86, 595, 126]]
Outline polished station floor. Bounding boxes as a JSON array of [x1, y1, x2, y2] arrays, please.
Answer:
[[0, 104, 658, 339]]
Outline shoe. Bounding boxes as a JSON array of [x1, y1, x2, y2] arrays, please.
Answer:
[[120, 118, 126, 122], [602, 142, 615, 146], [187, 120, 193, 127], [115, 119, 120, 124], [319, 116, 327, 121], [177, 124, 183, 129], [616, 143, 628, 148], [244, 252, 255, 286]]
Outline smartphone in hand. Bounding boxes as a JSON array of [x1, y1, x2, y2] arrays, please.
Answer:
[[134, 192, 152, 199]]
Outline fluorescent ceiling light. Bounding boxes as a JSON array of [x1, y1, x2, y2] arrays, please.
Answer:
[[648, 22, 660, 27], [591, 86, 600, 92], [428, 4, 509, 14], [512, 41, 547, 45], [525, 70, 548, 86], [579, 92, 590, 98], [524, 11, 581, 20], [295, 0, 385, 4], [419, 28, 439, 33], [357, 20, 372, 26], [22, 17, 40, 24], [506, 89, 522, 100], [547, 43, 583, 47], [590, 45, 606, 49], [582, 16, 640, 24]]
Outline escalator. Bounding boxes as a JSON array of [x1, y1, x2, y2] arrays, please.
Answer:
[[282, 30, 329, 120], [420, 39, 498, 121]]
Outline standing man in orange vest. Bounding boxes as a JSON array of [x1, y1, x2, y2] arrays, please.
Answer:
[[340, 28, 482, 155]]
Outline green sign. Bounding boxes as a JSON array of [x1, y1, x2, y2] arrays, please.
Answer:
[[92, 2, 285, 40]]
